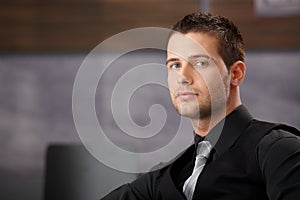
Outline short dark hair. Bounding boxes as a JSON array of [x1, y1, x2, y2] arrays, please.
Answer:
[[172, 12, 245, 69]]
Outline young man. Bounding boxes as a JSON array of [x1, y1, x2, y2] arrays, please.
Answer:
[[102, 13, 300, 200]]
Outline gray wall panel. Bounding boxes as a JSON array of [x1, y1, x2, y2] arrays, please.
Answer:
[[0, 51, 299, 200]]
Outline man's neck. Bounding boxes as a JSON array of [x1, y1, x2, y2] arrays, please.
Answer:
[[191, 115, 222, 137], [192, 103, 242, 137]]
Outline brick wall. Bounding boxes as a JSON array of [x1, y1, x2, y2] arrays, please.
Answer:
[[0, 0, 198, 52], [1, 0, 299, 52], [210, 0, 300, 50]]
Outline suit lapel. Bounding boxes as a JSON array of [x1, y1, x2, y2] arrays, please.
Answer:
[[158, 145, 195, 200]]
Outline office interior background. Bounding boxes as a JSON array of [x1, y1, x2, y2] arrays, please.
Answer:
[[1, 0, 300, 199]]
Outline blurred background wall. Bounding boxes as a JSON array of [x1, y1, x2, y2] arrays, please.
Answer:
[[1, 0, 299, 52], [0, 0, 299, 200]]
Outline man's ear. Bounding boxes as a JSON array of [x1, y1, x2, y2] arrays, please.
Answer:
[[229, 61, 246, 86]]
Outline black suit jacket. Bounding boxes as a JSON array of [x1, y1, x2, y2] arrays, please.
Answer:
[[102, 106, 300, 200]]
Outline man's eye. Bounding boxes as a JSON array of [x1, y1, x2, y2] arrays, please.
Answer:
[[193, 60, 209, 67], [170, 63, 180, 69]]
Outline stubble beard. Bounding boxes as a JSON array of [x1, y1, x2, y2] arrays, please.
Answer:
[[174, 96, 211, 120], [173, 81, 230, 122]]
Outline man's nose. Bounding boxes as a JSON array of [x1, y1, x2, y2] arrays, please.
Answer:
[[177, 63, 193, 85]]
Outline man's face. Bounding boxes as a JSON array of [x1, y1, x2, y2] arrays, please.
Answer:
[[166, 32, 230, 119]]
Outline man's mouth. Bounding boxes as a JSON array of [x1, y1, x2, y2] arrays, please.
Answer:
[[176, 92, 198, 100]]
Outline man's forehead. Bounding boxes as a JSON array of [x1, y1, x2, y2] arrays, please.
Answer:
[[167, 32, 209, 59]]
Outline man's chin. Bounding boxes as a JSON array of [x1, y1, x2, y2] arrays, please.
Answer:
[[177, 109, 201, 119], [177, 108, 211, 120]]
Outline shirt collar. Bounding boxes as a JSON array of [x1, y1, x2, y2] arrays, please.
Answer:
[[193, 105, 253, 157], [194, 132, 204, 145]]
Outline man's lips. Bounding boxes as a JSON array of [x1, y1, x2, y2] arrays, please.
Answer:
[[176, 92, 198, 100]]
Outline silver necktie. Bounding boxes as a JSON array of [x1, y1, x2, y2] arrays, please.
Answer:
[[183, 140, 212, 200]]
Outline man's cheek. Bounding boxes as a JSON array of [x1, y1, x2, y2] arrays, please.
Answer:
[[167, 71, 179, 89]]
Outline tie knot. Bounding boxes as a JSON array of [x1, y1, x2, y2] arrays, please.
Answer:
[[196, 140, 212, 158]]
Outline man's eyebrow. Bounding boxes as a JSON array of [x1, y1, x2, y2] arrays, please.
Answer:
[[188, 54, 210, 60], [165, 58, 180, 65], [166, 54, 214, 65]]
